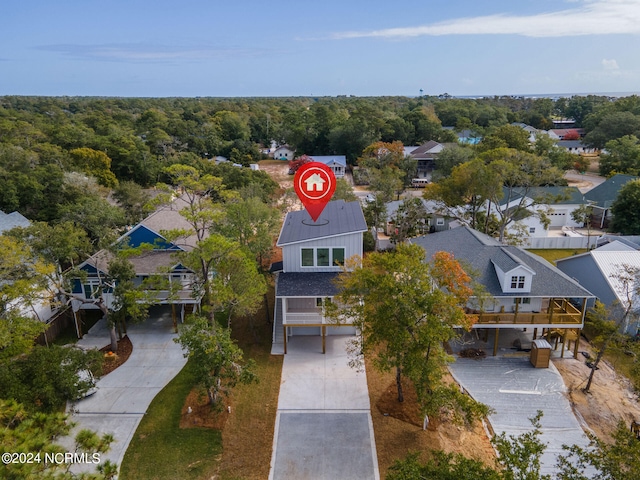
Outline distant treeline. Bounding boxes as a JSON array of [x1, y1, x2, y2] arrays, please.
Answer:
[[2, 94, 640, 219]]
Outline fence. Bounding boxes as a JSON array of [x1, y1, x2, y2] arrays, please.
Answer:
[[35, 307, 74, 345], [523, 236, 594, 249]]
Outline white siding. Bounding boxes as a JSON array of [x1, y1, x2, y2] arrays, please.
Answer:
[[282, 232, 363, 272]]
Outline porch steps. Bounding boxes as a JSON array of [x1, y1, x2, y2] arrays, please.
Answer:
[[271, 298, 285, 355]]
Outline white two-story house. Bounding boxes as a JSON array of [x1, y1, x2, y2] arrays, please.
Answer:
[[272, 200, 367, 354]]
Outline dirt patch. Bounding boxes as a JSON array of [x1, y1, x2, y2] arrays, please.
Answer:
[[552, 337, 640, 443], [258, 160, 293, 190], [179, 388, 230, 430], [366, 358, 496, 477], [99, 335, 132, 376]]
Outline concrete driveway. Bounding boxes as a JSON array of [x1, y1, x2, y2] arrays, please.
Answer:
[[269, 335, 379, 480], [61, 306, 187, 475], [449, 355, 592, 478]]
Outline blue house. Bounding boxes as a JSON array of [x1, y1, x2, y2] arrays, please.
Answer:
[[73, 195, 201, 323]]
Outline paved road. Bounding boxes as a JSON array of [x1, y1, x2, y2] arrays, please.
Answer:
[[269, 336, 379, 480], [564, 171, 606, 193], [60, 306, 187, 475]]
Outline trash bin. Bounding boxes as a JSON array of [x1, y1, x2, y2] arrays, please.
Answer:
[[530, 339, 551, 368]]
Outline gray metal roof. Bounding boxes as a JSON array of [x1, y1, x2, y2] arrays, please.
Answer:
[[277, 200, 367, 246], [411, 227, 593, 298], [276, 272, 340, 297]]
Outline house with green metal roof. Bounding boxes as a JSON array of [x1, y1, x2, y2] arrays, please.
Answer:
[[583, 174, 639, 229], [492, 185, 588, 243]]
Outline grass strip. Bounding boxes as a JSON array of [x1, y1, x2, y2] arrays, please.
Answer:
[[119, 360, 222, 480]]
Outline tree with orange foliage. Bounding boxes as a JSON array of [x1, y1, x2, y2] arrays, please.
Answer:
[[326, 244, 490, 426]]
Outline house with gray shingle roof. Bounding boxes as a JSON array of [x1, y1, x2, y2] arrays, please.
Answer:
[[73, 194, 201, 322], [272, 200, 367, 353], [411, 227, 594, 355], [1, 210, 62, 323]]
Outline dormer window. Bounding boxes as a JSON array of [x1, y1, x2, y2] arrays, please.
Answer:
[[511, 276, 526, 289]]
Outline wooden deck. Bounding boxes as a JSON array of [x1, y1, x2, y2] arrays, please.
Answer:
[[470, 299, 584, 327]]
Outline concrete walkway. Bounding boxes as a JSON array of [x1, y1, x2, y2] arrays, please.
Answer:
[[61, 306, 187, 475], [269, 336, 379, 480]]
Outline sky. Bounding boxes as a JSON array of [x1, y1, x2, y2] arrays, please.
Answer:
[[2, 0, 640, 98]]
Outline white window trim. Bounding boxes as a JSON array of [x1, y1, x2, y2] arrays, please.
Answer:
[[300, 246, 346, 268]]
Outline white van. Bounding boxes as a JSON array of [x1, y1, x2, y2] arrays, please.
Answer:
[[411, 178, 429, 188]]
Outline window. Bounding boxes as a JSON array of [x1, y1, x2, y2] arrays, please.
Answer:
[[317, 248, 330, 267], [436, 218, 445, 226], [332, 248, 345, 266], [529, 227, 536, 234], [510, 275, 526, 289], [513, 297, 531, 304], [301, 248, 314, 266], [518, 276, 525, 288], [301, 247, 345, 267]]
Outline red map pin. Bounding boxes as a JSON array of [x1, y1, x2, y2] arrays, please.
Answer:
[[293, 162, 337, 222]]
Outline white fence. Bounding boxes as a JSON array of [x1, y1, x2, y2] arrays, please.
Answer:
[[523, 236, 594, 249]]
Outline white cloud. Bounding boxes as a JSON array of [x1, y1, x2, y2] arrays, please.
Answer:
[[37, 43, 270, 63], [602, 58, 620, 70], [332, 0, 640, 39]]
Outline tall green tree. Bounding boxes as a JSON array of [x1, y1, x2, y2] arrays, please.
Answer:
[[219, 196, 280, 266], [327, 244, 487, 425], [611, 179, 640, 234], [600, 135, 640, 177], [174, 316, 257, 408], [481, 148, 566, 242], [424, 158, 501, 230]]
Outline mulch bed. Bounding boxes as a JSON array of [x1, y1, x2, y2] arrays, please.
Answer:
[[179, 387, 230, 430], [99, 336, 133, 376], [376, 378, 431, 429]]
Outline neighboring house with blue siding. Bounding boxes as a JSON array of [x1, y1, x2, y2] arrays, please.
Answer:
[[272, 200, 367, 353], [73, 195, 201, 323]]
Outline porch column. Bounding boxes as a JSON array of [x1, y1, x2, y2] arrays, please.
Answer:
[[493, 329, 500, 356], [171, 304, 177, 333], [322, 325, 326, 354], [574, 329, 581, 358], [283, 325, 287, 354], [514, 299, 519, 323], [548, 298, 555, 324], [561, 330, 567, 358], [533, 328, 538, 340]]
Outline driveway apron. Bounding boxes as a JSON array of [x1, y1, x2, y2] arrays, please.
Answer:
[[269, 335, 380, 480], [60, 307, 187, 475]]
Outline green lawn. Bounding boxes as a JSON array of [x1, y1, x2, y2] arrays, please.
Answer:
[[119, 361, 222, 480], [527, 248, 587, 265]]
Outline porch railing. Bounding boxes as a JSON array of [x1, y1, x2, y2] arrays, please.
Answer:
[[470, 299, 583, 326]]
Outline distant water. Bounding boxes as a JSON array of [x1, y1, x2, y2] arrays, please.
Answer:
[[452, 92, 640, 100]]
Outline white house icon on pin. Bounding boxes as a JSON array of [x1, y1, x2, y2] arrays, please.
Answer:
[[304, 173, 326, 192]]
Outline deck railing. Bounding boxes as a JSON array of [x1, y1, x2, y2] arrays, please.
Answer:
[[470, 299, 583, 326]]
